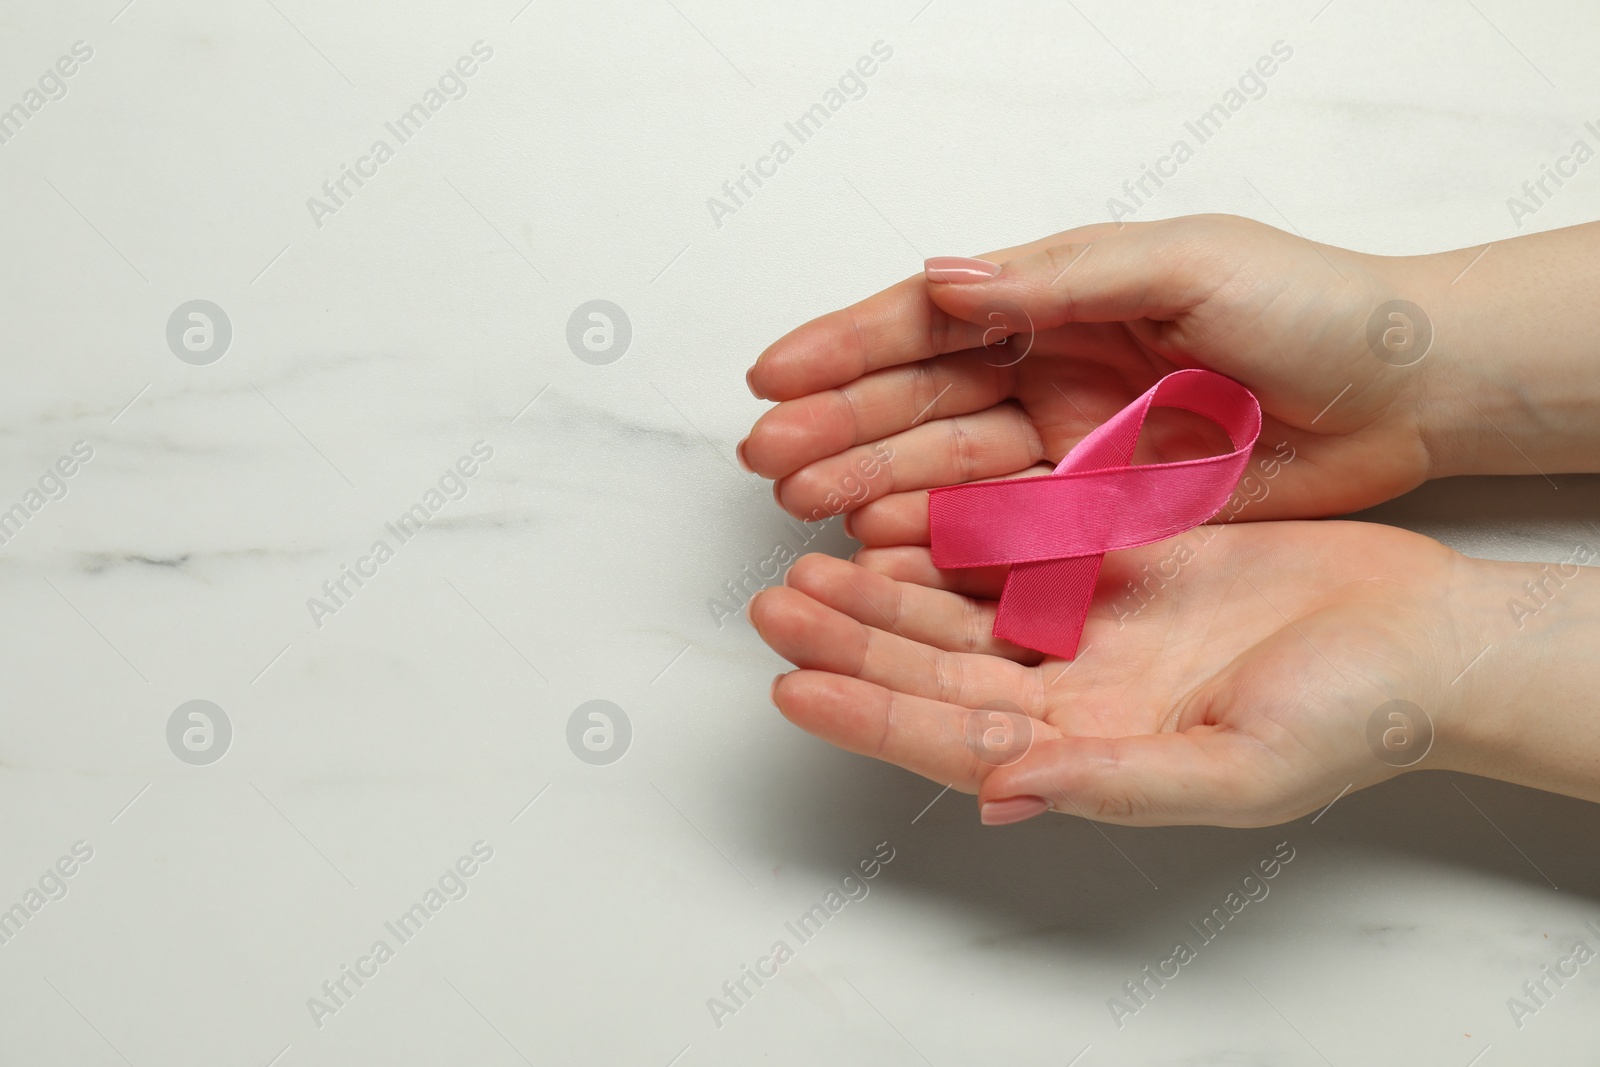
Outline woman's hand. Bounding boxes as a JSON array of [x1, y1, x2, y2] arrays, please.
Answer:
[[741, 214, 1452, 544], [748, 520, 1505, 828]]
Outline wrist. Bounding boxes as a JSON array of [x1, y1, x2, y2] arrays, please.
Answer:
[[1427, 552, 1519, 775], [1376, 251, 1516, 481], [1433, 547, 1600, 801], [1401, 228, 1600, 479]]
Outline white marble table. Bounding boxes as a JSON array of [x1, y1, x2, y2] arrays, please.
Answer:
[[3, 1, 1599, 1063]]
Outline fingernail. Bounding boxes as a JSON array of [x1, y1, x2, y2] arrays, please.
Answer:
[[925, 256, 1001, 283], [746, 367, 766, 400], [745, 588, 762, 622], [980, 796, 1051, 826], [842, 511, 857, 539], [770, 671, 789, 706], [736, 437, 753, 473]]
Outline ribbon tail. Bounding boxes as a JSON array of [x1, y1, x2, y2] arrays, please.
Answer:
[[992, 554, 1104, 660]]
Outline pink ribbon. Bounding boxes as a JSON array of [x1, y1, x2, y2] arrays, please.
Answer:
[[928, 369, 1262, 659]]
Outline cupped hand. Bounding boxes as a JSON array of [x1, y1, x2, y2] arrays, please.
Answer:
[[748, 520, 1484, 827], [741, 214, 1445, 546]]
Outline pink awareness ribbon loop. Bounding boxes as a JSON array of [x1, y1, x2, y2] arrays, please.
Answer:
[[928, 369, 1262, 660]]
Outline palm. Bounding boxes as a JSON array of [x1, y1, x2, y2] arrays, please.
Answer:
[[1005, 313, 1423, 519], [751, 520, 1470, 827]]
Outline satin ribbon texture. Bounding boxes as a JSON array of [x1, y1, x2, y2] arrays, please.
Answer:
[[928, 368, 1263, 660]]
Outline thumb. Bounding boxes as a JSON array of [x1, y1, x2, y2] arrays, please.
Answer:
[[977, 730, 1291, 828], [925, 220, 1217, 333]]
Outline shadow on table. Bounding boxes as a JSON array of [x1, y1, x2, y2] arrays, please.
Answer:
[[754, 743, 1600, 947], [1347, 472, 1600, 562]]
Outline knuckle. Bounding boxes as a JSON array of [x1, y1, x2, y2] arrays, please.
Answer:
[[946, 417, 974, 481], [1052, 741, 1151, 822], [907, 359, 939, 423], [960, 597, 983, 653], [834, 384, 864, 443], [1087, 790, 1145, 821], [927, 302, 954, 359], [1040, 241, 1088, 280], [932, 648, 963, 705], [1025, 669, 1051, 720], [846, 304, 872, 370]]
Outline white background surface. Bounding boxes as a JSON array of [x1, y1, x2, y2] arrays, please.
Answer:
[[3, 1, 1600, 1063]]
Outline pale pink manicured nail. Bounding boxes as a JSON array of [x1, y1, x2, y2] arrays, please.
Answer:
[[736, 437, 753, 472], [769, 670, 790, 706], [925, 256, 1001, 283], [746, 367, 766, 399], [980, 796, 1051, 826]]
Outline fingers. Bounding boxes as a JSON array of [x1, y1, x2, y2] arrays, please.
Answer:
[[744, 221, 1172, 511], [924, 220, 1215, 334], [774, 404, 1045, 520], [783, 552, 1039, 663], [852, 545, 1009, 600], [747, 277, 991, 403], [740, 351, 1016, 480], [745, 223, 1132, 402], [978, 730, 1293, 828], [770, 670, 987, 791], [749, 581, 1037, 706], [844, 464, 1057, 546]]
